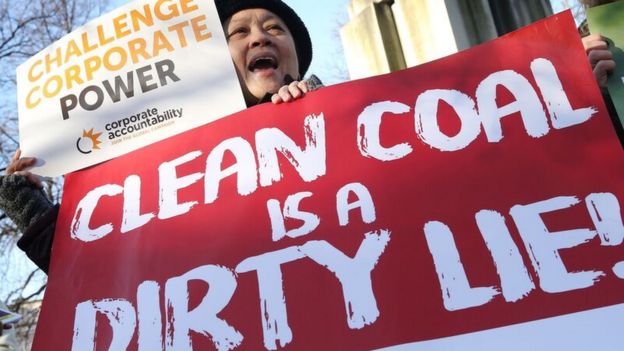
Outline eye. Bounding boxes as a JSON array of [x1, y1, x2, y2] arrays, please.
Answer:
[[266, 24, 285, 34], [227, 27, 248, 39]]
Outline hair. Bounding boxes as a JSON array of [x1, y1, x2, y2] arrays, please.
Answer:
[[579, 0, 616, 8]]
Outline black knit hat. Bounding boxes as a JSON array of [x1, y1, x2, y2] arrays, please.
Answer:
[[215, 0, 313, 78]]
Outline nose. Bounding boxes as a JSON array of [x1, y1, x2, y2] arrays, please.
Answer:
[[249, 27, 272, 48]]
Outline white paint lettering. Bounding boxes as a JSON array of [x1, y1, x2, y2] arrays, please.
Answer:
[[476, 70, 550, 142], [531, 58, 596, 129], [165, 265, 242, 351], [71, 299, 136, 351], [510, 196, 604, 293], [424, 221, 500, 311], [357, 101, 412, 160], [137, 281, 162, 351], [236, 248, 305, 350], [121, 175, 155, 234], [415, 89, 481, 151], [256, 114, 326, 186], [267, 192, 320, 241], [299, 230, 390, 329], [475, 210, 535, 302], [205, 137, 258, 204], [71, 184, 123, 242], [158, 151, 204, 219], [336, 182, 376, 226], [585, 192, 624, 246]]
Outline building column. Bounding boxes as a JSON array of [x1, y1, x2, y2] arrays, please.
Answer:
[[488, 0, 553, 35], [340, 0, 405, 79]]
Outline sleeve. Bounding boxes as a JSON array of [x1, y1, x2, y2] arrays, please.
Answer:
[[0, 175, 57, 274], [16, 204, 59, 274], [603, 93, 624, 146]]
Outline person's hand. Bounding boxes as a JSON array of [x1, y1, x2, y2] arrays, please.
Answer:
[[271, 80, 311, 104], [582, 34, 616, 89], [5, 149, 42, 188]]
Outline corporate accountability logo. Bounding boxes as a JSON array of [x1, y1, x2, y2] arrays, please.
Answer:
[[75, 107, 184, 154], [76, 129, 103, 154], [105, 107, 184, 142]]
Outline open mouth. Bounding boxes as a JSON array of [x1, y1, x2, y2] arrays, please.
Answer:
[[248, 56, 279, 72]]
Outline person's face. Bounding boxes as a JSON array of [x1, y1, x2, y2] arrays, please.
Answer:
[[224, 9, 299, 105]]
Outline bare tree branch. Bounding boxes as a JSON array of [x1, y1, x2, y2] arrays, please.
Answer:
[[0, 1, 110, 348], [4, 269, 38, 306], [10, 281, 47, 312]]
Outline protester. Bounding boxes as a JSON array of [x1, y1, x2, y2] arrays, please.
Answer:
[[0, 302, 19, 351], [0, 0, 323, 273], [579, 0, 617, 89], [217, 0, 322, 105], [0, 322, 18, 351], [578, 0, 623, 143]]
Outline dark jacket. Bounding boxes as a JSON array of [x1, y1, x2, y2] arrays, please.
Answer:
[[0, 175, 57, 273], [16, 205, 58, 274]]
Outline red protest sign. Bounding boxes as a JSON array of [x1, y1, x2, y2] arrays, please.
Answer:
[[33, 12, 623, 351]]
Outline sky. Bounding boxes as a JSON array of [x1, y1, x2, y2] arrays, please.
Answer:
[[283, 0, 351, 84], [0, 0, 580, 117], [106, 0, 577, 84], [111, 0, 352, 85]]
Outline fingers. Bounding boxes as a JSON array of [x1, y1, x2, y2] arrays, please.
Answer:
[[5, 148, 43, 187], [584, 34, 615, 89], [582, 34, 608, 52], [588, 49, 613, 67], [594, 59, 616, 88], [6, 156, 37, 175], [271, 81, 309, 104], [272, 81, 298, 104], [595, 59, 616, 73], [588, 49, 615, 87], [10, 149, 21, 163], [7, 149, 22, 174], [271, 93, 282, 104], [296, 80, 309, 94], [584, 39, 608, 52]]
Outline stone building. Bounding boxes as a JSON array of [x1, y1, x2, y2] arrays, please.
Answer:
[[341, 0, 553, 79]]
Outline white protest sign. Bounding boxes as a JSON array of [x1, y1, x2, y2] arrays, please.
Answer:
[[16, 0, 245, 177]]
